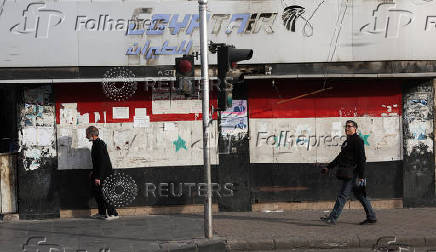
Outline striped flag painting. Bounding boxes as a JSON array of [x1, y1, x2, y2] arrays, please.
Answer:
[[54, 83, 219, 169], [247, 79, 402, 164]]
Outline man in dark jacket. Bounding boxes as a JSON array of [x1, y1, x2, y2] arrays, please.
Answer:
[[86, 126, 119, 220], [320, 120, 376, 225]]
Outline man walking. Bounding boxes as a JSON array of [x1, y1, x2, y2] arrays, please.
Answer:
[[86, 126, 119, 220], [320, 120, 376, 225]]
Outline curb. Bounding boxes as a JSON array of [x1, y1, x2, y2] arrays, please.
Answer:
[[156, 236, 436, 251], [226, 238, 358, 251], [158, 238, 227, 252], [225, 236, 436, 251]]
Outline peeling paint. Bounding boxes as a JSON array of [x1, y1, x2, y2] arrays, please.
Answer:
[[23, 148, 42, 171], [163, 122, 177, 131], [57, 118, 219, 169], [250, 117, 401, 163], [23, 148, 41, 160], [402, 82, 435, 206], [331, 121, 342, 137], [59, 103, 79, 125], [22, 127, 55, 146], [404, 92, 434, 156], [19, 86, 57, 171], [78, 113, 89, 124], [295, 124, 312, 137], [381, 104, 401, 117], [408, 120, 429, 140]]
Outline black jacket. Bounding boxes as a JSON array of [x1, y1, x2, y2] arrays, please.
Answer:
[[327, 133, 366, 179], [91, 138, 113, 180]]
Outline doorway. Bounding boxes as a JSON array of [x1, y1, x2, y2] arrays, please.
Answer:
[[0, 86, 19, 215]]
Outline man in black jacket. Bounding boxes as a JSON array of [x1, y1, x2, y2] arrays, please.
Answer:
[[320, 120, 376, 225], [86, 126, 119, 220]]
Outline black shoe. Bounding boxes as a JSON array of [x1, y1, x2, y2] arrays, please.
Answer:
[[320, 216, 336, 225], [359, 219, 377, 225]]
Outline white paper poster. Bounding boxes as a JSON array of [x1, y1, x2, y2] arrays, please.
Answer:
[[133, 116, 150, 128], [135, 108, 148, 117], [221, 100, 248, 136], [112, 107, 130, 119]]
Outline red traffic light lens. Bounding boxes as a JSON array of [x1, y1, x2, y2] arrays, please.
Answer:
[[177, 59, 193, 74]]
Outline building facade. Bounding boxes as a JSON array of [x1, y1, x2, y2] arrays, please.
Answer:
[[0, 0, 435, 219]]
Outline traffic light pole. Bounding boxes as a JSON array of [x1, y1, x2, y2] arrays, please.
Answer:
[[198, 0, 213, 239]]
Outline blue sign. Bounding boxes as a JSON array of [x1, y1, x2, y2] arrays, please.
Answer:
[[126, 40, 192, 59]]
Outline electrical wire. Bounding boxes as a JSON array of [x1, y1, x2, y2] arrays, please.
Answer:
[[300, 0, 325, 37], [327, 0, 349, 62], [0, 0, 6, 18]]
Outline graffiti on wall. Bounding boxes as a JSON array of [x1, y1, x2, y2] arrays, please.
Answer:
[[173, 135, 187, 152]]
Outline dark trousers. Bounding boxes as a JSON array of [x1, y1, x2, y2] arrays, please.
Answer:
[[92, 183, 118, 216], [329, 175, 376, 221]]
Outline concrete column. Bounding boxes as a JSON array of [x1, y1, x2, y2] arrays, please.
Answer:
[[434, 79, 436, 197], [217, 82, 251, 212], [402, 80, 436, 207], [17, 85, 59, 219]]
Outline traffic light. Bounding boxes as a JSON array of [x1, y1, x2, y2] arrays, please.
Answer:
[[175, 55, 194, 96], [217, 45, 253, 111]]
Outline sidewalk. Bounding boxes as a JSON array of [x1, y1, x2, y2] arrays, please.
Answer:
[[214, 208, 436, 251], [0, 208, 435, 251]]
